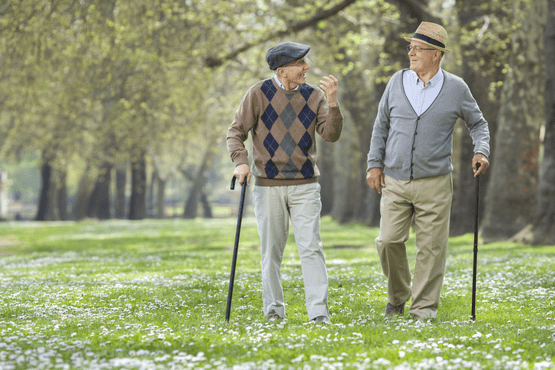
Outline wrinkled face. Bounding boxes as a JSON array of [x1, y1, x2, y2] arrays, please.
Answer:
[[408, 40, 440, 75], [279, 57, 310, 87]]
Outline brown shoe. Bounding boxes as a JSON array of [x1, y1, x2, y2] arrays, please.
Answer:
[[385, 302, 405, 316]]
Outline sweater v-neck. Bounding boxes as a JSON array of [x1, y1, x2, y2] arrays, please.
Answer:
[[271, 76, 302, 95], [400, 68, 446, 118]]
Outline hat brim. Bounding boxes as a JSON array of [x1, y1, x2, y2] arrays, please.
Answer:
[[273, 49, 310, 70], [404, 37, 451, 53]]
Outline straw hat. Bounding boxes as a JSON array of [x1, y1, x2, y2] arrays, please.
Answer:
[[404, 22, 451, 53]]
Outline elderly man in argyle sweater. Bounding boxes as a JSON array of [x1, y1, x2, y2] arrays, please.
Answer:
[[367, 22, 490, 320], [227, 41, 343, 324]]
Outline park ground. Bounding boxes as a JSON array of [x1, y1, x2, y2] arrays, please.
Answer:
[[0, 217, 554, 369]]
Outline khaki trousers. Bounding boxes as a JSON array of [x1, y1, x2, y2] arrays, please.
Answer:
[[252, 183, 329, 320], [376, 173, 453, 319]]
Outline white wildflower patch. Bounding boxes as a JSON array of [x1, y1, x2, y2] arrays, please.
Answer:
[[0, 219, 554, 369]]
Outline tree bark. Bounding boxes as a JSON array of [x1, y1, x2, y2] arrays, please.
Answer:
[[85, 162, 112, 219], [57, 169, 68, 221], [129, 151, 146, 220], [183, 149, 212, 219], [358, 0, 424, 226], [156, 173, 166, 218], [96, 162, 112, 219], [46, 168, 60, 221], [317, 137, 335, 216], [72, 165, 95, 220], [316, 0, 424, 225], [85, 181, 99, 219], [515, 0, 555, 245], [148, 167, 156, 218], [450, 0, 503, 236], [531, 0, 555, 245], [35, 154, 52, 221], [201, 194, 212, 218], [481, 0, 547, 242], [114, 161, 127, 219], [330, 106, 358, 223]]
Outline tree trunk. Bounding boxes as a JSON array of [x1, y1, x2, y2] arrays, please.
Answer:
[[96, 162, 112, 219], [72, 165, 95, 220], [357, 1, 423, 226], [183, 149, 212, 219], [156, 174, 166, 219], [311, 0, 423, 225], [115, 161, 127, 219], [57, 169, 68, 221], [46, 169, 60, 221], [35, 155, 52, 221], [317, 138, 335, 216], [129, 151, 147, 220], [148, 168, 156, 218], [515, 0, 555, 245], [450, 0, 503, 236], [85, 162, 112, 219], [85, 181, 99, 218], [201, 194, 212, 218], [330, 108, 358, 223], [481, 0, 547, 242]]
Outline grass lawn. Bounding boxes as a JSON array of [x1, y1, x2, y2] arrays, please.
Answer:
[[0, 216, 554, 369]]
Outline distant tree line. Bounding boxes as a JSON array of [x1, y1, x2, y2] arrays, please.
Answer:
[[0, 0, 553, 245]]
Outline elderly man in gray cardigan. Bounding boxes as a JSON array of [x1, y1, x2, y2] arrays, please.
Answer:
[[366, 22, 490, 320]]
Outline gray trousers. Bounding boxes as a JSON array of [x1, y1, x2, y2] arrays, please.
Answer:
[[252, 182, 329, 320]]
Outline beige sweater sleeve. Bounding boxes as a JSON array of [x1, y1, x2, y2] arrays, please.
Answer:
[[226, 87, 259, 166], [316, 103, 343, 143]]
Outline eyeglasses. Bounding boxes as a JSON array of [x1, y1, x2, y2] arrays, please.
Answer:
[[406, 45, 437, 52]]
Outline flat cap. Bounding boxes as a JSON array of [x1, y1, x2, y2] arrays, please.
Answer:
[[266, 41, 310, 70]]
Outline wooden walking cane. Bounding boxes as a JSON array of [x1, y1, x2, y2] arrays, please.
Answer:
[[471, 162, 481, 321], [225, 176, 248, 322]]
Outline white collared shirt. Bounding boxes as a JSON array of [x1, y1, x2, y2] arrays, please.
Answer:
[[403, 69, 444, 116], [273, 74, 299, 91]]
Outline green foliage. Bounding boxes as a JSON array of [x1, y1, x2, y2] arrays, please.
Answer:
[[455, 0, 525, 100], [0, 218, 554, 368], [0, 0, 547, 222]]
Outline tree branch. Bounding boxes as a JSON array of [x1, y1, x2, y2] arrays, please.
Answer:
[[394, 0, 443, 24], [203, 0, 443, 68], [204, 0, 357, 68], [0, 2, 11, 16]]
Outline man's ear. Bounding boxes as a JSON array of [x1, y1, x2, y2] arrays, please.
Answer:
[[434, 50, 442, 62], [277, 67, 287, 78]]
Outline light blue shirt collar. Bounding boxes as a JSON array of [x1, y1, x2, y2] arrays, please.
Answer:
[[273, 74, 300, 91], [403, 68, 445, 116], [407, 68, 444, 87]]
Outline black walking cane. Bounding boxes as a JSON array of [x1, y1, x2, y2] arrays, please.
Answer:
[[225, 175, 248, 322], [471, 162, 481, 321]]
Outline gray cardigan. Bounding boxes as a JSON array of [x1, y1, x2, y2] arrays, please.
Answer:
[[367, 69, 490, 181]]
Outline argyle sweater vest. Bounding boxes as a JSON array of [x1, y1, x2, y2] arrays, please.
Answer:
[[227, 78, 343, 186]]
